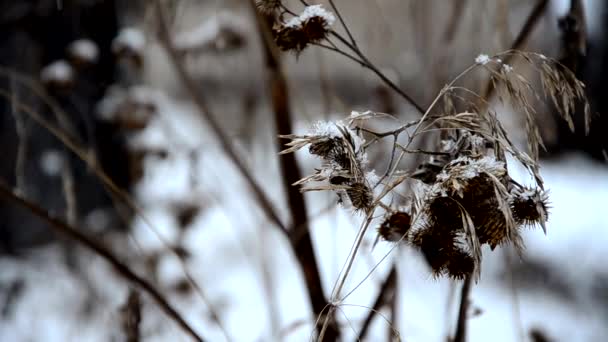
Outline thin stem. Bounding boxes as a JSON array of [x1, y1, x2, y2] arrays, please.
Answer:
[[312, 42, 366, 66], [328, 0, 357, 48]]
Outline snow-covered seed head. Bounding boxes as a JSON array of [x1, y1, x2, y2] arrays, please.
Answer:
[[67, 39, 99, 66], [511, 187, 549, 227], [112, 27, 145, 67], [40, 60, 75, 89], [309, 136, 342, 159], [273, 5, 335, 53]]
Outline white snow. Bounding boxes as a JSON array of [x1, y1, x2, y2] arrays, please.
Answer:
[[68, 39, 99, 63], [39, 149, 64, 176], [40, 60, 74, 83], [112, 27, 146, 54], [285, 5, 336, 28]]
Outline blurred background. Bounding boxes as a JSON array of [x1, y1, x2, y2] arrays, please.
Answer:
[[0, 0, 607, 341]]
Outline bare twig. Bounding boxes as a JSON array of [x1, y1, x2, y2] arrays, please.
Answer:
[[0, 182, 205, 342]]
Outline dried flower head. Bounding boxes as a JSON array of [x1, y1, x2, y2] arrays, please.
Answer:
[[272, 5, 335, 53], [377, 211, 411, 242], [346, 182, 373, 211]]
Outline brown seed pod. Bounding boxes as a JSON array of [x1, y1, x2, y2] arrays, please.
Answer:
[[511, 187, 549, 226], [377, 211, 411, 242], [309, 136, 341, 158], [301, 16, 331, 42], [445, 248, 475, 280], [273, 25, 309, 53], [346, 182, 372, 211]]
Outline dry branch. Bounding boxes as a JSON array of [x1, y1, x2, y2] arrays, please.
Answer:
[[0, 182, 205, 342]]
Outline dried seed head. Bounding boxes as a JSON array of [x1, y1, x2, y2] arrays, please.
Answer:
[[511, 187, 549, 227], [346, 182, 372, 211], [309, 136, 341, 158], [329, 175, 349, 185], [273, 5, 335, 53], [415, 229, 454, 277], [300, 15, 332, 42], [377, 211, 411, 242], [273, 25, 308, 53], [445, 249, 475, 280]]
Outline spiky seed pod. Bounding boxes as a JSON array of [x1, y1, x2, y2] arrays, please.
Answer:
[[445, 248, 475, 280], [377, 211, 411, 242], [511, 187, 549, 226], [457, 174, 510, 249], [418, 232, 453, 277], [329, 175, 349, 185], [300, 16, 331, 42], [346, 182, 372, 211], [273, 25, 308, 53], [309, 136, 341, 158]]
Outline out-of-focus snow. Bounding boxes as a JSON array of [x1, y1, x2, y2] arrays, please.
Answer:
[[39, 149, 64, 177], [68, 39, 99, 63], [40, 60, 74, 84], [112, 27, 146, 55]]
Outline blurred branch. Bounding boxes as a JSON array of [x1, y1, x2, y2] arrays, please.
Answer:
[[356, 266, 397, 340], [9, 77, 30, 194], [251, 3, 339, 340], [0, 76, 230, 341], [558, 0, 587, 72], [153, 0, 288, 235], [443, 0, 468, 44], [121, 290, 142, 342], [0, 182, 205, 342], [483, 0, 549, 99]]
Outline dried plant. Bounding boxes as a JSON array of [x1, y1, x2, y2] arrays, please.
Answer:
[[280, 51, 588, 282]]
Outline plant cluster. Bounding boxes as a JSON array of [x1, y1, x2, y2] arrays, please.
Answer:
[[280, 51, 588, 280]]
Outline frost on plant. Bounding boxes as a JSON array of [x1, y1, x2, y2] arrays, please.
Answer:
[[280, 51, 588, 281]]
